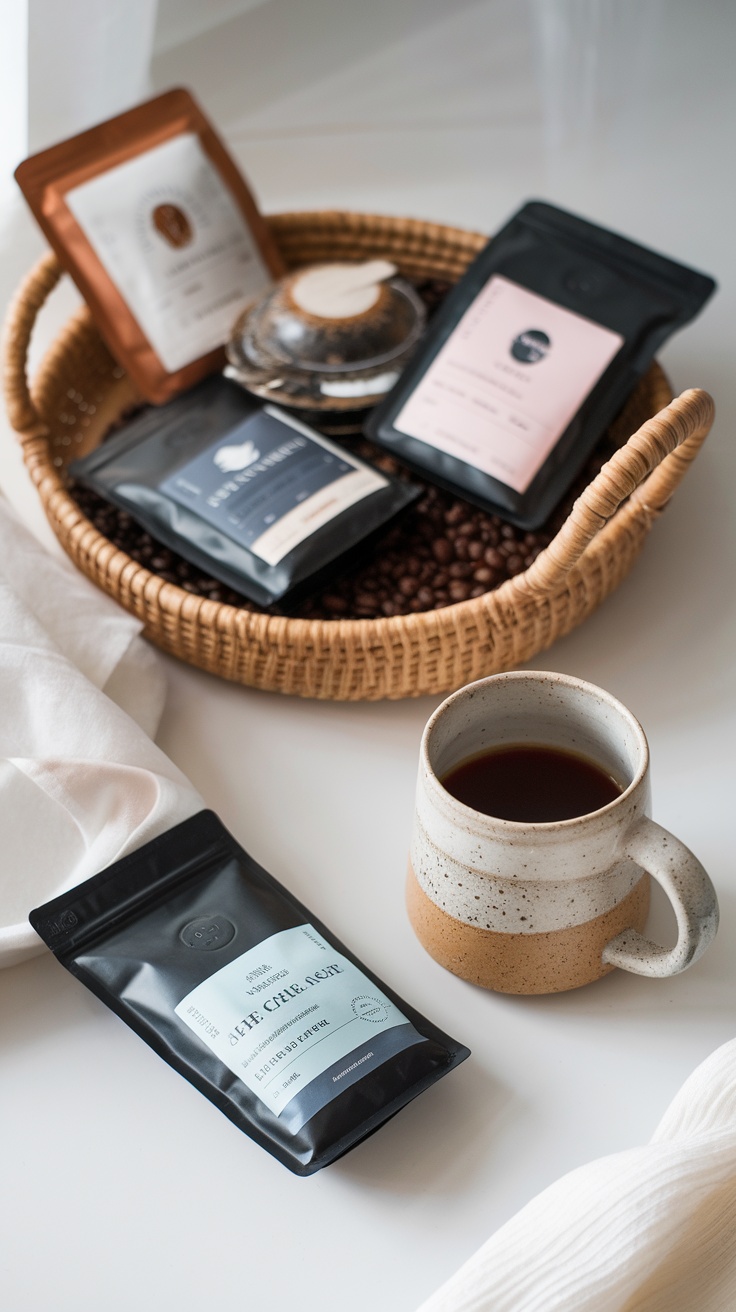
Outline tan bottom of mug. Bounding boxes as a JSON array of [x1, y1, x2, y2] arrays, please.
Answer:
[[406, 863, 651, 995]]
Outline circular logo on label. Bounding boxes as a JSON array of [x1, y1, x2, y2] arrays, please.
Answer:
[[180, 915, 236, 950], [152, 203, 194, 248], [510, 329, 551, 364], [351, 995, 389, 1024]]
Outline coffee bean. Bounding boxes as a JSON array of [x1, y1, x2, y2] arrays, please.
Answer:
[[432, 538, 453, 564]]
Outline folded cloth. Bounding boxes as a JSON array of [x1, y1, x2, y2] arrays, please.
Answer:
[[418, 1039, 736, 1312], [0, 493, 203, 967]]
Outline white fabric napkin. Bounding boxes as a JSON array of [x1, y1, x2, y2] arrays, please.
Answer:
[[0, 493, 203, 967], [418, 1038, 736, 1312]]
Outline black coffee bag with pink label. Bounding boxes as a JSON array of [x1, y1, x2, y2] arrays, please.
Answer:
[[366, 200, 715, 529]]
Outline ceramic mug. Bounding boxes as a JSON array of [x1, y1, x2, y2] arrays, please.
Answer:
[[407, 671, 719, 994]]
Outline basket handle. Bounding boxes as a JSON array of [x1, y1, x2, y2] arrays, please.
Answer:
[[2, 250, 64, 440], [521, 387, 715, 596]]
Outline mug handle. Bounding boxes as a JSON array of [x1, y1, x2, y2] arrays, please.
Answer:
[[602, 817, 719, 976]]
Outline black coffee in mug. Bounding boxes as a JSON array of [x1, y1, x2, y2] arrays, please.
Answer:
[[442, 744, 622, 823]]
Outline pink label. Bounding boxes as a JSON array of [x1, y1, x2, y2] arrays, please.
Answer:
[[394, 275, 624, 494]]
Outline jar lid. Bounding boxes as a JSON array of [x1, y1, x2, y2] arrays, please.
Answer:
[[226, 260, 426, 412]]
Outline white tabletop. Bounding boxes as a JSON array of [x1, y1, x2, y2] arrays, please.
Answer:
[[1, 3, 735, 1309]]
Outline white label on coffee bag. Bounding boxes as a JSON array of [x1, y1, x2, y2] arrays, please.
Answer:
[[66, 133, 271, 372], [175, 924, 423, 1131], [394, 275, 624, 493]]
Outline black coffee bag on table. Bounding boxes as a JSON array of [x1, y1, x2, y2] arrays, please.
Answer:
[[30, 811, 469, 1176], [70, 376, 418, 607]]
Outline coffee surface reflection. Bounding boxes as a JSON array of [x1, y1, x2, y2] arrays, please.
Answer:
[[442, 744, 622, 823]]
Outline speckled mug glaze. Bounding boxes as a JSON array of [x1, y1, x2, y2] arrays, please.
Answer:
[[408, 672, 719, 994]]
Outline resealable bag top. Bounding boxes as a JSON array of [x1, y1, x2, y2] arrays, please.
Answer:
[[15, 88, 285, 403], [69, 376, 418, 607], [366, 200, 716, 529], [30, 811, 470, 1175]]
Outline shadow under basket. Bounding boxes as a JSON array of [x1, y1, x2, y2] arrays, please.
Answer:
[[3, 210, 714, 701]]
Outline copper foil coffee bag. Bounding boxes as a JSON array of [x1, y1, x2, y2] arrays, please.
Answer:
[[16, 88, 284, 403]]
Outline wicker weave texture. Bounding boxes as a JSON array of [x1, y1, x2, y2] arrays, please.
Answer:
[[2, 211, 713, 700]]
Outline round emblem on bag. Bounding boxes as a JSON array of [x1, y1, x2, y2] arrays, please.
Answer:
[[351, 995, 389, 1023], [47, 909, 78, 937], [152, 203, 194, 248], [180, 915, 236, 949], [510, 329, 551, 364]]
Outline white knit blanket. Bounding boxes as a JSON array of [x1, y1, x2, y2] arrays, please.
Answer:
[[419, 1038, 736, 1312]]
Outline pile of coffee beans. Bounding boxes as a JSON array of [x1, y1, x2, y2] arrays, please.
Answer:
[[66, 279, 619, 621], [290, 425, 615, 619], [293, 457, 550, 620]]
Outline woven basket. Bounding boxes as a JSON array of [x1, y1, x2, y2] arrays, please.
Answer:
[[3, 211, 714, 701]]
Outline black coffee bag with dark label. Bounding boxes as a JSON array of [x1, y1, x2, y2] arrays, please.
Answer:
[[366, 200, 716, 529], [70, 376, 418, 606], [30, 811, 469, 1176]]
